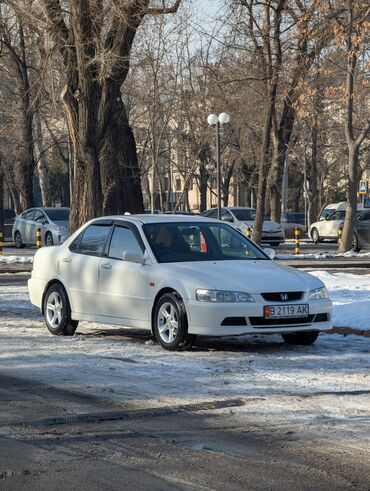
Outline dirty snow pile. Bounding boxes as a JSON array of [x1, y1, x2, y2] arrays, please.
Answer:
[[277, 251, 370, 260], [0, 255, 33, 264]]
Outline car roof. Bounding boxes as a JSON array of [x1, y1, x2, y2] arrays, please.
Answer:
[[206, 207, 254, 211], [92, 214, 218, 225]]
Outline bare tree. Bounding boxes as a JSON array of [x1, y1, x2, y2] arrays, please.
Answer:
[[337, 0, 370, 252]]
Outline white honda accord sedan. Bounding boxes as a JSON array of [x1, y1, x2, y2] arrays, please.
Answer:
[[28, 215, 332, 350]]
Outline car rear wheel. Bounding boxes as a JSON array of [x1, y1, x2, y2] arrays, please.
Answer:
[[351, 233, 360, 252], [14, 231, 25, 248], [311, 228, 320, 244], [45, 232, 54, 246], [154, 292, 196, 350], [43, 283, 78, 336], [282, 331, 319, 346]]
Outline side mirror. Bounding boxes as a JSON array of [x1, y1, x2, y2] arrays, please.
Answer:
[[122, 250, 145, 264], [42, 218, 49, 225], [263, 247, 275, 260]]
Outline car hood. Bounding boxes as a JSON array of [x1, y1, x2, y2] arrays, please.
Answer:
[[160, 260, 323, 293]]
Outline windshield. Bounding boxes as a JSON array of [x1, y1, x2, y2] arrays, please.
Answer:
[[45, 209, 70, 222], [143, 222, 268, 263]]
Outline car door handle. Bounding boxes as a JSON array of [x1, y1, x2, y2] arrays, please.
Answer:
[[61, 257, 71, 263], [101, 263, 112, 270]]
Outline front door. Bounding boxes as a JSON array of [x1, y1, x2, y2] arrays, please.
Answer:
[[99, 224, 149, 323]]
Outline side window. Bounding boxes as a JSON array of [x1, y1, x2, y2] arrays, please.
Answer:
[[358, 211, 370, 222], [34, 210, 47, 223], [207, 209, 218, 219], [23, 210, 35, 221], [108, 226, 142, 260], [78, 225, 111, 256], [221, 209, 233, 222]]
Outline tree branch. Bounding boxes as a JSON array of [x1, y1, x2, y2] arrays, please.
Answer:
[[146, 0, 181, 15]]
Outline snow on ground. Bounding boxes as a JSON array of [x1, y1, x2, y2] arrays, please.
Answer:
[[0, 255, 33, 264], [1, 273, 370, 446], [277, 251, 370, 259], [311, 271, 370, 330]]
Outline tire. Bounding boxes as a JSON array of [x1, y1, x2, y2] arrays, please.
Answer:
[[43, 283, 78, 336], [311, 227, 320, 244], [14, 231, 25, 249], [282, 331, 319, 346], [351, 233, 360, 253], [153, 292, 196, 351], [45, 232, 54, 247]]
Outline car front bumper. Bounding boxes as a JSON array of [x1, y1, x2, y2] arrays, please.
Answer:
[[185, 298, 332, 336], [51, 231, 68, 245]]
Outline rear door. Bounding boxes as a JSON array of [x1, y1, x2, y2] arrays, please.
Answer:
[[33, 209, 48, 244], [22, 209, 36, 243], [326, 211, 345, 239], [59, 222, 112, 315]]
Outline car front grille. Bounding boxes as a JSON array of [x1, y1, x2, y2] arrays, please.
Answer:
[[261, 292, 304, 301]]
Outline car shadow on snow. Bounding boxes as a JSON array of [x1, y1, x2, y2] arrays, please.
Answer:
[[76, 326, 315, 354]]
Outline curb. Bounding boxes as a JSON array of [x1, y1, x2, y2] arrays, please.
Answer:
[[330, 327, 370, 338]]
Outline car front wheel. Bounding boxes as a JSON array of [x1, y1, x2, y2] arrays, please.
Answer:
[[282, 331, 319, 346], [43, 283, 78, 336], [154, 292, 196, 350], [45, 232, 54, 246]]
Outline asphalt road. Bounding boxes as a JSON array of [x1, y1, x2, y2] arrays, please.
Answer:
[[1, 372, 369, 491], [1, 271, 370, 489]]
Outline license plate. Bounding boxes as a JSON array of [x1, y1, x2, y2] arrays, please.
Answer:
[[264, 304, 309, 319]]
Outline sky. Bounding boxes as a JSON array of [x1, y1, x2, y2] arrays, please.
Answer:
[[197, 0, 222, 17]]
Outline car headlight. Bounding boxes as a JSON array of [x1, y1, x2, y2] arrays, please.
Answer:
[[55, 225, 67, 232], [196, 289, 255, 303], [309, 287, 328, 300]]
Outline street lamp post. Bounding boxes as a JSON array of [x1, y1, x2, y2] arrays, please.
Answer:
[[207, 112, 230, 220]]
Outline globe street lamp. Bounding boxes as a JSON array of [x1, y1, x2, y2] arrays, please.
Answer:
[[207, 112, 230, 220]]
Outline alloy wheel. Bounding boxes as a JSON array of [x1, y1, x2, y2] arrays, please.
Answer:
[[157, 302, 178, 343], [46, 291, 63, 329]]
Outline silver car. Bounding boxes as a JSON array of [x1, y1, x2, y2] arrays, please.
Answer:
[[201, 207, 285, 246], [12, 207, 69, 248]]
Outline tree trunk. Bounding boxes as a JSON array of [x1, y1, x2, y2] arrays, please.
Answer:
[[34, 111, 51, 207], [199, 163, 208, 212], [16, 23, 35, 210], [0, 165, 4, 232], [307, 120, 319, 226], [338, 144, 358, 252], [99, 82, 144, 215], [252, 82, 277, 244], [62, 79, 103, 230]]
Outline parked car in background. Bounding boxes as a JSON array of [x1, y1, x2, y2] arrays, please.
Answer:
[[339, 209, 370, 252], [318, 201, 349, 221], [201, 207, 285, 246], [1, 209, 16, 240], [281, 212, 306, 238], [310, 210, 346, 243], [28, 214, 331, 350], [12, 207, 70, 248]]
